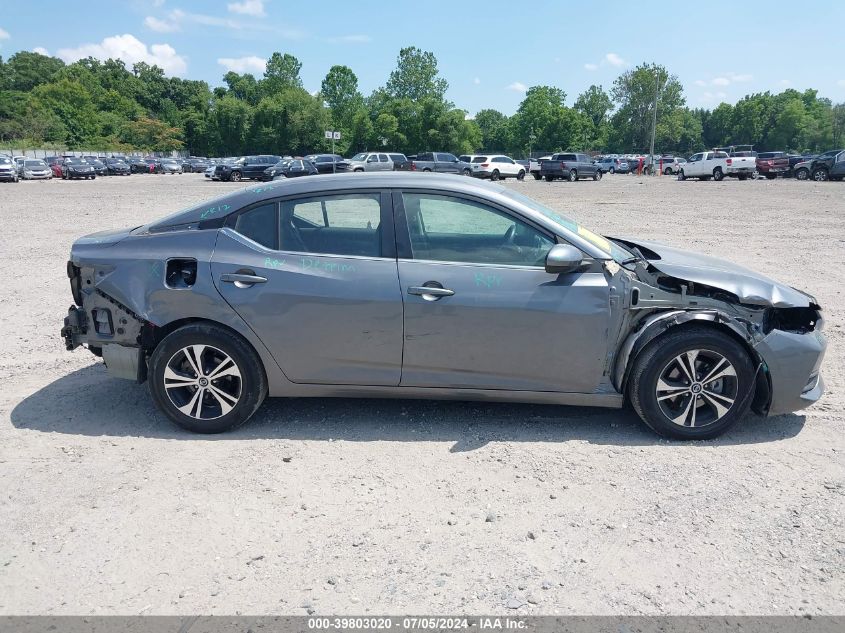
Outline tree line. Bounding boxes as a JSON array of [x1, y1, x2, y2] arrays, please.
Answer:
[[1, 48, 843, 157]]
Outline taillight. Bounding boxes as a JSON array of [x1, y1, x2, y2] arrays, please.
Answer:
[[480, 163, 489, 167], [410, 161, 416, 171], [726, 158, 732, 166]]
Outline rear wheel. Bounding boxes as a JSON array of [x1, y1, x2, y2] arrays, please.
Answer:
[[628, 327, 755, 440], [490, 169, 500, 181], [765, 174, 776, 180], [678, 169, 685, 181], [712, 167, 724, 181], [568, 170, 577, 182], [664, 167, 673, 175], [532, 172, 542, 180], [544, 174, 555, 182], [149, 324, 268, 434]]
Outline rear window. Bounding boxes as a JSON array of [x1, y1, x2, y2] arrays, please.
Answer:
[[758, 152, 786, 159], [553, 154, 577, 161], [389, 154, 406, 162], [472, 156, 488, 163]]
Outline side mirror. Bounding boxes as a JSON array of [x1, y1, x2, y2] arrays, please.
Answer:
[[545, 244, 583, 275]]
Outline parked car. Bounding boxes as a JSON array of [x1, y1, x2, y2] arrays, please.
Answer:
[[160, 159, 184, 174], [469, 155, 526, 181], [348, 152, 394, 172], [61, 157, 96, 180], [45, 156, 64, 178], [756, 151, 790, 179], [85, 158, 108, 177], [13, 156, 27, 175], [267, 158, 319, 179], [20, 158, 53, 179], [679, 151, 754, 181], [808, 149, 845, 181], [787, 154, 814, 177], [540, 153, 601, 181], [791, 159, 814, 181], [595, 157, 623, 174], [0, 156, 19, 182], [183, 157, 210, 173], [215, 155, 281, 182], [127, 157, 150, 174], [411, 152, 472, 175], [304, 154, 349, 174], [204, 164, 216, 179], [388, 153, 411, 171], [529, 156, 551, 180], [144, 158, 163, 174], [515, 159, 531, 173], [659, 156, 686, 175], [60, 173, 826, 440], [104, 158, 131, 176]]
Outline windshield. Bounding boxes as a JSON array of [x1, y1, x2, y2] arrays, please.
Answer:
[[66, 158, 87, 165], [351, 153, 367, 161], [26, 160, 47, 167], [0, 158, 12, 166], [501, 188, 632, 262]]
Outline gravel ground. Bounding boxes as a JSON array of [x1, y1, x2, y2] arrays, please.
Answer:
[[0, 173, 843, 616]]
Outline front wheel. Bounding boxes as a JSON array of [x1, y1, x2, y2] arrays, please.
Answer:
[[462, 168, 472, 177], [609, 167, 615, 174], [795, 168, 809, 181], [229, 171, 242, 182], [678, 169, 685, 181], [628, 327, 755, 440], [516, 170, 525, 181], [593, 170, 602, 181], [664, 167, 673, 175], [568, 170, 577, 182], [713, 167, 724, 181], [149, 324, 268, 433]]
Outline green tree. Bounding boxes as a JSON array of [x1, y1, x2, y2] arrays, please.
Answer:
[[321, 65, 363, 130], [5, 51, 65, 92], [262, 52, 303, 95], [384, 47, 448, 102], [474, 109, 510, 152]]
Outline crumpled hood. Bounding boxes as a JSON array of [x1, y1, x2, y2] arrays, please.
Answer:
[[616, 237, 814, 308]]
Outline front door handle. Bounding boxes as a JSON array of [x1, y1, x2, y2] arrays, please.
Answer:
[[408, 285, 455, 300], [221, 272, 268, 288]]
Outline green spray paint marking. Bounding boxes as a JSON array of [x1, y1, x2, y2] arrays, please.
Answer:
[[199, 203, 231, 220], [300, 257, 356, 273], [264, 257, 287, 269], [475, 272, 502, 288], [149, 261, 162, 279]]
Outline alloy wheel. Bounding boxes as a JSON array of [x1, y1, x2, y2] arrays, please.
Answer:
[[164, 344, 242, 420], [655, 349, 738, 428]]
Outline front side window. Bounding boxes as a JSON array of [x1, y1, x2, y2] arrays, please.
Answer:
[[234, 203, 277, 249], [401, 193, 554, 267], [281, 193, 382, 257]]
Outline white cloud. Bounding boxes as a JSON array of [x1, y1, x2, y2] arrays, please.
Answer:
[[56, 34, 187, 76], [164, 8, 303, 38], [227, 0, 266, 16], [144, 16, 180, 33], [217, 55, 266, 74], [0, 27, 9, 40], [473, 77, 480, 85], [584, 63, 598, 71], [779, 79, 791, 87], [152, 0, 166, 6], [727, 72, 752, 82], [694, 79, 706, 87], [605, 52, 626, 67], [33, 47, 50, 56], [327, 34, 371, 44], [702, 91, 728, 102], [711, 77, 730, 86], [506, 81, 527, 93]]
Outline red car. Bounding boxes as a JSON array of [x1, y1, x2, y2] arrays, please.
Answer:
[[756, 151, 790, 179], [45, 156, 64, 178]]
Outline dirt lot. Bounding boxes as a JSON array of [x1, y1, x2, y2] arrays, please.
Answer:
[[0, 173, 843, 616]]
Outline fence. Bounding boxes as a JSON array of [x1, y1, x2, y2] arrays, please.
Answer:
[[0, 148, 188, 159]]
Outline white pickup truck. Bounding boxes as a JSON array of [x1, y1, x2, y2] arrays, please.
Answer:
[[528, 156, 551, 180], [679, 150, 755, 181]]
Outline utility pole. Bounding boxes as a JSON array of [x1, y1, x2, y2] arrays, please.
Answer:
[[649, 71, 660, 175]]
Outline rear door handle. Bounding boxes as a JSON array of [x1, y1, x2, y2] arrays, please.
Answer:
[[221, 272, 267, 287], [408, 285, 455, 300]]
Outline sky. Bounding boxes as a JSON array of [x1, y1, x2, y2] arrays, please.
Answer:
[[1, 0, 843, 115]]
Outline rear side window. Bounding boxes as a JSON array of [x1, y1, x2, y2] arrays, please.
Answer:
[[389, 154, 406, 162], [234, 203, 277, 249], [282, 193, 382, 257], [437, 153, 457, 162]]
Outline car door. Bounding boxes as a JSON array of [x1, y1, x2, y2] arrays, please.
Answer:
[[211, 191, 403, 386], [832, 151, 845, 178], [686, 153, 703, 177], [393, 190, 611, 392], [436, 153, 458, 173]]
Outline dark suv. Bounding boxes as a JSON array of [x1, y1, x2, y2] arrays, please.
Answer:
[[388, 153, 411, 171], [305, 154, 350, 174], [215, 155, 281, 182], [809, 149, 845, 181]]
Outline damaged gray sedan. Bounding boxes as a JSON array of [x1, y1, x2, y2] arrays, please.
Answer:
[[61, 173, 826, 439]]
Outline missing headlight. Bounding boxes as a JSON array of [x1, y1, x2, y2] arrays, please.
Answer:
[[763, 307, 821, 334]]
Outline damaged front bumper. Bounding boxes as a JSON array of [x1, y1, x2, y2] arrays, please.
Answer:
[[753, 326, 827, 416]]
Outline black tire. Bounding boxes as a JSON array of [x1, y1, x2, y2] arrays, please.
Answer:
[[678, 169, 685, 181], [532, 172, 542, 180], [229, 170, 242, 182], [490, 169, 500, 181], [544, 174, 555, 182], [712, 167, 724, 181], [462, 168, 472, 177], [738, 174, 748, 181], [593, 170, 602, 181], [609, 167, 615, 174], [516, 170, 525, 181], [568, 170, 577, 182], [354, 168, 364, 172], [812, 168, 829, 182], [664, 167, 673, 175], [628, 326, 755, 440], [149, 323, 268, 434], [795, 168, 809, 181], [423, 168, 432, 172], [765, 174, 776, 180]]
